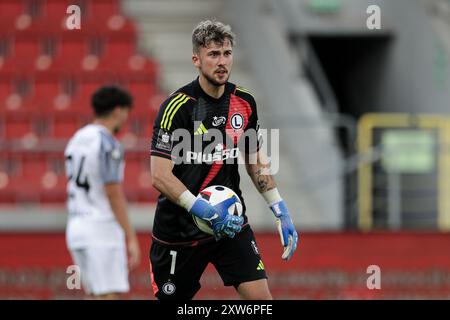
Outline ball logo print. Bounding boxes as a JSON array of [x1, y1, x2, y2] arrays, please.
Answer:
[[193, 186, 243, 235]]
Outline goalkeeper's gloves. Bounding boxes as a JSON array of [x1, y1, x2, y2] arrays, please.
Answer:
[[271, 200, 298, 260], [179, 190, 244, 240], [190, 195, 243, 240], [263, 189, 298, 261]]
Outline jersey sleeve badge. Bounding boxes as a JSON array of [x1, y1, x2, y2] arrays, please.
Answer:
[[156, 129, 173, 152]]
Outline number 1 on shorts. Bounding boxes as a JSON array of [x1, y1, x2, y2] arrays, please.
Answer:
[[169, 250, 177, 275]]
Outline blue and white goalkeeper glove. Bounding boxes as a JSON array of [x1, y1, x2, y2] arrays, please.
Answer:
[[189, 195, 244, 240], [270, 200, 298, 261]]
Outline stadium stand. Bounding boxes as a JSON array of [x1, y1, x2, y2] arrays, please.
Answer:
[[0, 0, 161, 204]]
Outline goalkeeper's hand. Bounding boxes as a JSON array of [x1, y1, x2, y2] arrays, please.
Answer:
[[190, 195, 244, 240], [270, 200, 298, 261]]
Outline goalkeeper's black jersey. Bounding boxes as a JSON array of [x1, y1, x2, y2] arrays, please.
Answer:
[[150, 77, 261, 243]]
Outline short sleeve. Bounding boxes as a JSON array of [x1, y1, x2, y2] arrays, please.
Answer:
[[240, 91, 262, 154], [99, 133, 124, 184], [151, 93, 191, 160]]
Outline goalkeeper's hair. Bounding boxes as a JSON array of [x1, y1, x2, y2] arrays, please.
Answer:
[[91, 85, 133, 117], [192, 19, 235, 53]]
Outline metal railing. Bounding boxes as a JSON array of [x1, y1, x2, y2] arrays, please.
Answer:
[[358, 113, 450, 231]]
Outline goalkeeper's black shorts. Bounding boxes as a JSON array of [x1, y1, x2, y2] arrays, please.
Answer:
[[149, 225, 268, 300]]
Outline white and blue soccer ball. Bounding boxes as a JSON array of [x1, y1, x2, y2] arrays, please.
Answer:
[[193, 185, 243, 235]]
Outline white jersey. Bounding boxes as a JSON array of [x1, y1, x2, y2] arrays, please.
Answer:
[[64, 124, 125, 249]]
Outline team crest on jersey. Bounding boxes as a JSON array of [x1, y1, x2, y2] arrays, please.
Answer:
[[156, 129, 173, 151], [230, 113, 244, 130], [162, 281, 176, 295], [212, 116, 226, 127]]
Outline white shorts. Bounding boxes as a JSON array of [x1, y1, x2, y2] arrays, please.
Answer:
[[70, 246, 129, 296]]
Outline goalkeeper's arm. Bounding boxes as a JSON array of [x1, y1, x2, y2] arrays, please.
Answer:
[[244, 150, 299, 261], [150, 156, 243, 239], [151, 155, 189, 205]]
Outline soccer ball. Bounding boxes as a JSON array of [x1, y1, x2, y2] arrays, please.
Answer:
[[192, 185, 243, 235]]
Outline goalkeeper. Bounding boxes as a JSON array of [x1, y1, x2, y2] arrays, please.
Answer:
[[149, 20, 298, 300]]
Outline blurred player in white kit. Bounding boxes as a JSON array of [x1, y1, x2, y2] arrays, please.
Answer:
[[64, 86, 141, 299]]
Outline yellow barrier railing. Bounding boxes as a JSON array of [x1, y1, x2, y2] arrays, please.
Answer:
[[357, 113, 450, 231]]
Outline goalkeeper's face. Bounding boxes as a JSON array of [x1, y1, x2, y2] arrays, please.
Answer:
[[192, 39, 233, 87]]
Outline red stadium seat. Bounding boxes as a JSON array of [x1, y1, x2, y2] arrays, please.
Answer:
[[126, 81, 156, 111], [0, 78, 34, 113], [51, 117, 82, 138], [84, 17, 136, 37], [0, 0, 163, 204], [21, 155, 48, 179], [68, 98, 91, 115], [0, 177, 39, 203], [0, 37, 12, 66], [100, 38, 136, 68], [123, 155, 158, 202], [87, 0, 120, 21], [29, 78, 62, 110], [0, 0, 27, 33], [1, 154, 45, 203], [0, 80, 12, 98], [108, 38, 135, 57], [0, 1, 26, 18], [31, 1, 134, 38], [49, 37, 90, 72], [124, 112, 156, 138], [40, 0, 74, 31], [0, 35, 40, 72], [72, 78, 109, 107], [3, 118, 36, 139], [40, 153, 67, 202], [0, 80, 14, 110], [26, 76, 79, 113], [13, 36, 40, 57], [141, 114, 157, 139]]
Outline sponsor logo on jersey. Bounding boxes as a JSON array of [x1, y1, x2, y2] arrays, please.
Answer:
[[194, 122, 208, 135], [186, 143, 239, 164], [212, 116, 226, 127]]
